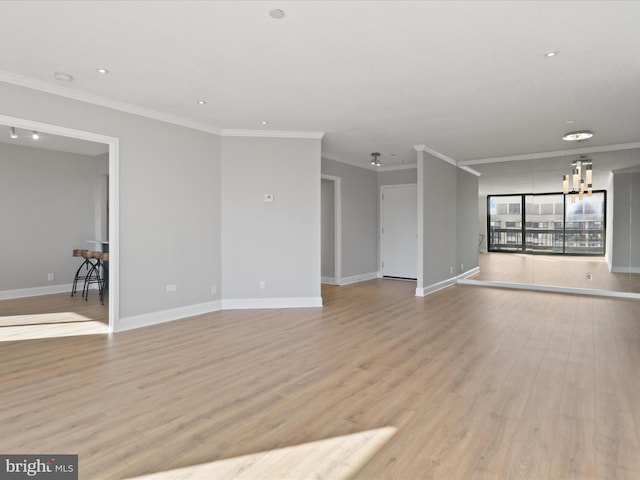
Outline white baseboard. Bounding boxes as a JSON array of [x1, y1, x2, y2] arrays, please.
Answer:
[[338, 272, 378, 286], [321, 276, 336, 285], [415, 276, 457, 297], [116, 300, 222, 332], [457, 278, 640, 300], [610, 266, 640, 274], [0, 283, 74, 300], [222, 297, 322, 309], [458, 266, 480, 280]]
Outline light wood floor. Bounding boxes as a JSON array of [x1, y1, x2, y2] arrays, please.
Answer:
[[1, 280, 640, 479], [474, 252, 640, 294]]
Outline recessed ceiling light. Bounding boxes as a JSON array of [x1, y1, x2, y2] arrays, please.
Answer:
[[261, 121, 268, 125], [196, 100, 207, 105], [96, 68, 109, 74], [269, 9, 285, 19], [9, 127, 18, 139], [53, 72, 74, 82], [545, 51, 559, 57], [562, 130, 593, 141], [566, 120, 575, 124], [32, 131, 39, 140]]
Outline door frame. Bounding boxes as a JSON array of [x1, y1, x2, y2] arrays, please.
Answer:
[[321, 174, 341, 285], [0, 114, 120, 333], [379, 183, 418, 279]]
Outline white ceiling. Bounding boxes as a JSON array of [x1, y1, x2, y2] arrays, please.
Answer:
[[0, 1, 639, 169]]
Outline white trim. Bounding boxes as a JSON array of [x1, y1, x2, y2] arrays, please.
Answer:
[[221, 129, 324, 139], [413, 144, 457, 166], [458, 266, 480, 280], [115, 300, 223, 332], [321, 276, 336, 284], [221, 297, 322, 309], [338, 272, 379, 286], [0, 70, 221, 135], [611, 266, 640, 274], [321, 174, 342, 286], [459, 166, 482, 177], [415, 276, 457, 297], [457, 278, 640, 300], [0, 283, 74, 300], [0, 114, 120, 334], [416, 150, 424, 290], [459, 142, 640, 166]]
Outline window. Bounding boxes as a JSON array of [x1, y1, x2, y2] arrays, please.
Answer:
[[487, 191, 606, 255]]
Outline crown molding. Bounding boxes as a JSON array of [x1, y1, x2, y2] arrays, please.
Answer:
[[459, 166, 482, 176], [0, 70, 223, 135], [413, 144, 457, 166], [459, 141, 640, 166], [221, 129, 324, 139]]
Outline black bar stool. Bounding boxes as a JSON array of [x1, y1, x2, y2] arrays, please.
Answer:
[[71, 249, 92, 298], [83, 251, 108, 305]]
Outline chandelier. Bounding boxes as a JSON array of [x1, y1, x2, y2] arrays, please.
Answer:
[[562, 130, 593, 203], [563, 155, 592, 203]]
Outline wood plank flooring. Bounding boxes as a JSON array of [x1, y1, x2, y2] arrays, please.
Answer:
[[1, 280, 640, 479], [474, 252, 640, 293]]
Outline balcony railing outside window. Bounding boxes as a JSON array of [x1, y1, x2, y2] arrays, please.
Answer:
[[487, 191, 606, 256]]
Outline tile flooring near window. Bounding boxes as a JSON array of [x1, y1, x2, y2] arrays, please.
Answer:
[[1, 280, 640, 479]]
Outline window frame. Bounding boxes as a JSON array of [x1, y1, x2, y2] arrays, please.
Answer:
[[486, 190, 607, 256]]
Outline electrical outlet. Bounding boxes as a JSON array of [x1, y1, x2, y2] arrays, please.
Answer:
[[259, 280, 266, 290], [211, 284, 217, 295], [450, 266, 453, 275], [47, 273, 54, 282], [166, 284, 177, 292], [461, 263, 464, 271], [586, 273, 592, 281]]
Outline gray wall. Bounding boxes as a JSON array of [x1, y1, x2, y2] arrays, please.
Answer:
[[0, 143, 107, 290], [378, 168, 417, 187], [457, 169, 480, 274], [222, 137, 321, 300], [321, 158, 378, 278], [419, 152, 457, 288], [321, 178, 335, 279], [611, 172, 640, 271], [0, 81, 222, 323]]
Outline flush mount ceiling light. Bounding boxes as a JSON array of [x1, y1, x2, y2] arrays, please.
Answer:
[[269, 9, 285, 19], [9, 127, 18, 139], [196, 100, 207, 105], [370, 152, 382, 167], [545, 51, 559, 57], [96, 68, 109, 74], [562, 130, 594, 141], [32, 131, 39, 140], [53, 71, 74, 82], [261, 121, 268, 125]]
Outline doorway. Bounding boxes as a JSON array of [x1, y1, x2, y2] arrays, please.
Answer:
[[321, 174, 341, 285], [0, 114, 119, 332]]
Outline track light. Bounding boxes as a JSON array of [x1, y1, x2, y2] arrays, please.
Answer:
[[32, 131, 39, 140], [10, 127, 17, 139]]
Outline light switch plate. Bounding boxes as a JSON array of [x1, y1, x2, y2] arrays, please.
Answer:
[[264, 193, 274, 203]]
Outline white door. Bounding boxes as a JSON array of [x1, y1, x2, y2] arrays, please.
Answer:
[[381, 184, 417, 279]]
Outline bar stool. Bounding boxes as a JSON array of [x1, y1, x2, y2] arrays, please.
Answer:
[[71, 249, 93, 298], [83, 251, 108, 305]]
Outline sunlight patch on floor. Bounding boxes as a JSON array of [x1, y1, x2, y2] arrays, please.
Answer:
[[126, 426, 397, 480], [0, 312, 108, 341]]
